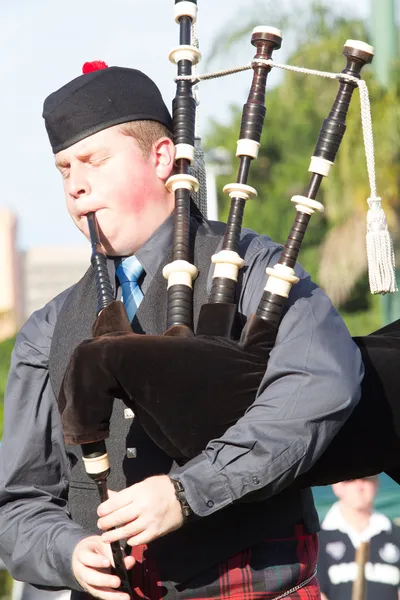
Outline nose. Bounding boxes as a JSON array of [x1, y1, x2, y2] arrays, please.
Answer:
[[68, 165, 91, 199]]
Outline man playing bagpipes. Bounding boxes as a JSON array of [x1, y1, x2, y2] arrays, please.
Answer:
[[0, 4, 398, 599]]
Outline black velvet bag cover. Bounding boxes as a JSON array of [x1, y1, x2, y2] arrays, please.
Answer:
[[58, 290, 400, 485], [59, 305, 275, 458]]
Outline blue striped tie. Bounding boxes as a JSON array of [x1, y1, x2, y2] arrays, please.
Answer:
[[116, 256, 144, 323]]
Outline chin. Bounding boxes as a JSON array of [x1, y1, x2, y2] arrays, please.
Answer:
[[80, 216, 140, 256], [354, 502, 370, 511], [101, 240, 119, 257], [102, 238, 136, 257]]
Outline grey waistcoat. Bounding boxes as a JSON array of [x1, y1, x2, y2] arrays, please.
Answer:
[[49, 219, 318, 586]]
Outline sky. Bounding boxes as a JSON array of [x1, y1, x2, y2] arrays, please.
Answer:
[[1, 0, 371, 251]]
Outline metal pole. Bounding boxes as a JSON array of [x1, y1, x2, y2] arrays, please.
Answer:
[[370, 0, 397, 88], [370, 0, 399, 324]]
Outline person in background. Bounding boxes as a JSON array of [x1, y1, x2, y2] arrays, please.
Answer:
[[318, 476, 400, 600]]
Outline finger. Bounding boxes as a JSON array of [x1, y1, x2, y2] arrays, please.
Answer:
[[124, 555, 136, 570], [79, 549, 111, 569], [81, 566, 121, 589], [98, 504, 139, 531], [98, 488, 135, 517], [101, 519, 145, 544], [126, 529, 156, 547]]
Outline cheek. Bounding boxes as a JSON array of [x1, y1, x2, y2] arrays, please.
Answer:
[[118, 191, 147, 214], [343, 490, 357, 504], [114, 171, 154, 214]]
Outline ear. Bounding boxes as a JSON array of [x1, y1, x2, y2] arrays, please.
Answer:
[[153, 137, 176, 181]]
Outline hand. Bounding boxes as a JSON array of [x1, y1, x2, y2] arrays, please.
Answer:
[[97, 475, 184, 547], [72, 535, 135, 600]]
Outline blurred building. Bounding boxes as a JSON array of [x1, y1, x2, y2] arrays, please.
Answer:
[[0, 209, 22, 341], [21, 245, 89, 321], [0, 207, 90, 337]]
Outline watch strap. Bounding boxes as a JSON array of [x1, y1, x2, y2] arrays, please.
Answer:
[[170, 478, 193, 520]]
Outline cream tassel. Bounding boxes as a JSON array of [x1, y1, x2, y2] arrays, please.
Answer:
[[366, 197, 397, 294]]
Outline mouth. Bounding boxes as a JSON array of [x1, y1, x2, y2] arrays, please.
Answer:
[[78, 208, 104, 220]]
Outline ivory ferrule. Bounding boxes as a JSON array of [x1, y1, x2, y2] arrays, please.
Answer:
[[174, 1, 198, 23], [211, 250, 245, 281], [236, 139, 260, 159], [166, 173, 199, 193], [344, 39, 374, 55], [223, 183, 258, 201], [308, 156, 334, 177], [175, 143, 195, 163], [252, 25, 283, 37], [290, 195, 324, 215], [82, 453, 110, 475], [163, 260, 198, 289], [264, 264, 299, 298], [169, 45, 201, 65]]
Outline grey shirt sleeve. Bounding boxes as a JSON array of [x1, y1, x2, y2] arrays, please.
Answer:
[[0, 292, 90, 590], [170, 236, 364, 517]]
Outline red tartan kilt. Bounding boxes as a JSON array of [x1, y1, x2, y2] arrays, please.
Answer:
[[128, 525, 320, 599]]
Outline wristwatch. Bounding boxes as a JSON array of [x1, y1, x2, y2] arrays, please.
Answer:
[[170, 478, 193, 521]]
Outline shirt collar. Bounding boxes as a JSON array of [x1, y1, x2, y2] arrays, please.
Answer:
[[321, 501, 392, 547], [135, 210, 174, 279]]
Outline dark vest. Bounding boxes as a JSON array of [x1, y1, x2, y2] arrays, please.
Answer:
[[49, 219, 319, 587]]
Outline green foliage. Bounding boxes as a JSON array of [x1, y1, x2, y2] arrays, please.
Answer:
[[339, 278, 382, 336], [0, 337, 15, 595], [0, 337, 15, 439], [0, 571, 12, 600], [341, 302, 382, 337]]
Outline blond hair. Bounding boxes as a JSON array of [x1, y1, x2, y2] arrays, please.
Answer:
[[118, 120, 173, 156]]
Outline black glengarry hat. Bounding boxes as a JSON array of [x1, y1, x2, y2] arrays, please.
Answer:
[[43, 61, 173, 153]]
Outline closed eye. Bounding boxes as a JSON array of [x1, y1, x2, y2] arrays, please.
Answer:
[[87, 155, 110, 168]]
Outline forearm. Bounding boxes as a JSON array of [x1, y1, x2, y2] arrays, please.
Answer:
[[0, 495, 88, 590], [170, 289, 363, 516], [0, 304, 89, 590], [0, 410, 90, 590]]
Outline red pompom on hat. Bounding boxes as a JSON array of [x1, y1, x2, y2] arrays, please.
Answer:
[[82, 61, 109, 74]]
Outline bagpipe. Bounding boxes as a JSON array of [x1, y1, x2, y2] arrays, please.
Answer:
[[58, 0, 400, 563]]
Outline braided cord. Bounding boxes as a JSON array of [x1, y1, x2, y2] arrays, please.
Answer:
[[176, 60, 376, 202], [177, 59, 376, 203]]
